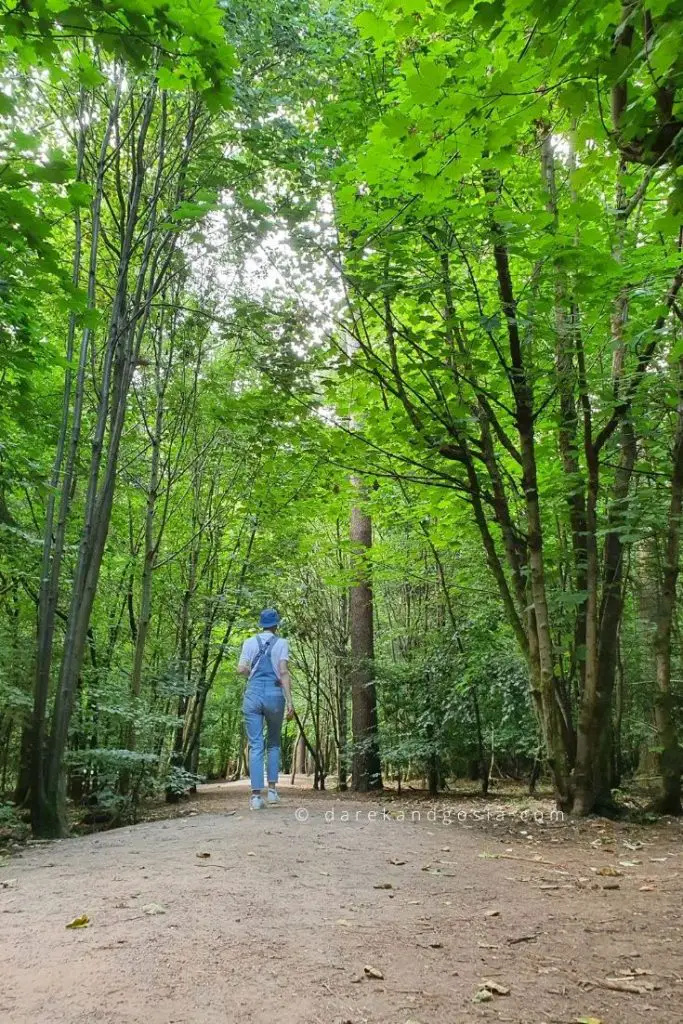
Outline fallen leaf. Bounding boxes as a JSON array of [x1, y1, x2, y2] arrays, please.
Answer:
[[196, 852, 210, 859], [66, 914, 89, 929], [639, 885, 655, 891], [142, 903, 165, 916], [618, 860, 641, 867], [247, 851, 256, 857], [596, 866, 622, 877], [623, 841, 644, 851], [364, 965, 384, 980], [472, 988, 493, 1003], [482, 979, 511, 996]]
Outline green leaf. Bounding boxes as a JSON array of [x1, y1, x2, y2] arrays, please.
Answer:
[[157, 65, 192, 91], [72, 52, 106, 88], [406, 59, 449, 103], [170, 200, 216, 221], [649, 29, 679, 76], [66, 182, 93, 208], [31, 158, 73, 184], [559, 83, 592, 117], [355, 10, 391, 42]]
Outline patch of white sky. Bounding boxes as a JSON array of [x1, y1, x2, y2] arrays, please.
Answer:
[[187, 188, 346, 358], [186, 92, 348, 353]]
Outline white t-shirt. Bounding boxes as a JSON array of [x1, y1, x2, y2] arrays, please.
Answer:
[[239, 632, 289, 680]]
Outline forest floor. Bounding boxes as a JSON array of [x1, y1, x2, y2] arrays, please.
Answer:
[[1, 779, 682, 1024]]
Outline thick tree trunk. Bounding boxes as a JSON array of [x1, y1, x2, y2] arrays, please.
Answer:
[[652, 359, 683, 814], [574, 422, 636, 815], [349, 503, 382, 792]]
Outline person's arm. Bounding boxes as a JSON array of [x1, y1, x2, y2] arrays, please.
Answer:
[[237, 640, 251, 677], [279, 660, 294, 719]]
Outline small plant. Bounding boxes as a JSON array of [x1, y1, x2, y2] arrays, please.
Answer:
[[0, 801, 28, 845], [164, 765, 204, 801]]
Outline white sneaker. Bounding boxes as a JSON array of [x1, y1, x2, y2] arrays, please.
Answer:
[[250, 794, 265, 811], [267, 788, 280, 805]]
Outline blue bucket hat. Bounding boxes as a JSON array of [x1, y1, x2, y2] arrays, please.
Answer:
[[259, 608, 280, 629]]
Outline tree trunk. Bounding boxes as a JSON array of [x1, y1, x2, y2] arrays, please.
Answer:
[[31, 82, 182, 836], [652, 358, 683, 814], [31, 89, 111, 829], [488, 195, 573, 808], [349, 502, 382, 792], [575, 422, 636, 815]]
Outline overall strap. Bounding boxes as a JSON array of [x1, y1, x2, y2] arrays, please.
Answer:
[[248, 634, 277, 680]]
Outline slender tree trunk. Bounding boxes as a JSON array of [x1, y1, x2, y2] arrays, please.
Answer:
[[349, 501, 382, 791], [182, 522, 257, 772], [29, 82, 194, 836], [541, 131, 587, 722], [336, 653, 348, 791], [488, 192, 573, 807], [128, 331, 168, 750], [31, 89, 111, 827], [614, 632, 625, 788]]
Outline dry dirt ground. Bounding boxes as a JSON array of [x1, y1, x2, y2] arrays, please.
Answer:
[[1, 779, 682, 1024]]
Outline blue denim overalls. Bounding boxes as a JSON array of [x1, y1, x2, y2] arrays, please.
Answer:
[[243, 635, 285, 791]]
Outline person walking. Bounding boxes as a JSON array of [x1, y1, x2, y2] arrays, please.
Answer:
[[237, 608, 294, 810]]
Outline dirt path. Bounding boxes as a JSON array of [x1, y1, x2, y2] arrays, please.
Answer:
[[1, 781, 682, 1024]]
